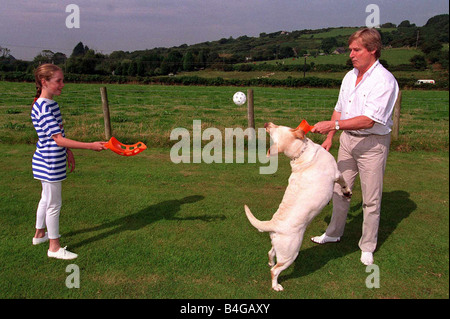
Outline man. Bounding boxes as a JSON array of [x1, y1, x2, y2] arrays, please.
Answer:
[[310, 28, 399, 265]]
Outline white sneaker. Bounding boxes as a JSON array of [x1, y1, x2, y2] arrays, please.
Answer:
[[33, 232, 49, 245], [360, 251, 374, 265], [311, 233, 340, 244], [48, 246, 78, 260]]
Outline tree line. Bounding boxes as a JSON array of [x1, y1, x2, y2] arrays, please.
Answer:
[[0, 14, 448, 76]]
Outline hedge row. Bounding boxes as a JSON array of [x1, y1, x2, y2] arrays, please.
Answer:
[[1, 71, 447, 89], [149, 75, 343, 88], [0, 72, 132, 84], [234, 63, 350, 73], [0, 71, 342, 88], [232, 62, 432, 73]]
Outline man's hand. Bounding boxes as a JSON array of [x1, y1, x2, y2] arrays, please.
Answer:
[[311, 121, 335, 135], [321, 137, 333, 152]]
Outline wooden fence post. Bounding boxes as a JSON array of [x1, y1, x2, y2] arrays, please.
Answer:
[[247, 88, 255, 140], [247, 88, 254, 128], [100, 87, 112, 140], [392, 91, 402, 141]]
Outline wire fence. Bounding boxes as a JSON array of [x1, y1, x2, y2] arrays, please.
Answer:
[[0, 84, 448, 150], [1, 86, 448, 114]]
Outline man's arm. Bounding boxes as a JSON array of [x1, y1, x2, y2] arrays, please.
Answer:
[[311, 112, 374, 151], [312, 115, 375, 134]]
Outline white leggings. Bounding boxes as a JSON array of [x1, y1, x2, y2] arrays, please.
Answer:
[[35, 181, 62, 239]]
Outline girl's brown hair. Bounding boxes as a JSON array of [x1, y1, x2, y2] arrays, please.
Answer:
[[33, 64, 62, 101], [348, 28, 382, 59]]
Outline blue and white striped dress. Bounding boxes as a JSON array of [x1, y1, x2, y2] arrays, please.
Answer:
[[31, 98, 67, 182]]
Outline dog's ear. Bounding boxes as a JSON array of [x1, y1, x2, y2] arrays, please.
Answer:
[[291, 128, 305, 140]]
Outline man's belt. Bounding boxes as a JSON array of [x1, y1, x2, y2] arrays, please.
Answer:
[[346, 131, 373, 137]]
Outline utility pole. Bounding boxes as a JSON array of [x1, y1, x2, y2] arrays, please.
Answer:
[[415, 30, 420, 49], [303, 55, 307, 78]]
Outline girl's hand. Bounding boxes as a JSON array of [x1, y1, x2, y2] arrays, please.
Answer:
[[67, 148, 75, 172], [91, 141, 107, 152]]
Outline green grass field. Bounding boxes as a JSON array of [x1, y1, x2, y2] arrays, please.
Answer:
[[256, 47, 423, 67], [0, 145, 448, 299], [0, 82, 448, 151], [0, 81, 448, 299]]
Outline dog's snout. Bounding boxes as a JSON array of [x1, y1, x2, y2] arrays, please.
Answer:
[[264, 122, 274, 132], [264, 122, 276, 128]]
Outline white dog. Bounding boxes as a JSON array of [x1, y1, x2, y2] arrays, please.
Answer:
[[244, 122, 352, 291]]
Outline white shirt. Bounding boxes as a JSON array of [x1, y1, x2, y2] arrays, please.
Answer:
[[335, 60, 399, 135]]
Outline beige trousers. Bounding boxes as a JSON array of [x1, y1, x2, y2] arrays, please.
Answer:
[[326, 131, 390, 253]]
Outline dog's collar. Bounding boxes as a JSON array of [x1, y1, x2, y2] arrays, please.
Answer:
[[291, 138, 309, 162]]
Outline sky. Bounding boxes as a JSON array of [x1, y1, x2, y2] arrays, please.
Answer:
[[0, 0, 448, 61]]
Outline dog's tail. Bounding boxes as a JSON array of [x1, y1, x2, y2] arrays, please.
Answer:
[[244, 205, 275, 232]]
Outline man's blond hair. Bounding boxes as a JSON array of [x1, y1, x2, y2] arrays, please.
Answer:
[[349, 28, 382, 59]]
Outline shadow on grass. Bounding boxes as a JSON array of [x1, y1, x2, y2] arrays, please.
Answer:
[[283, 190, 417, 283], [66, 195, 226, 249]]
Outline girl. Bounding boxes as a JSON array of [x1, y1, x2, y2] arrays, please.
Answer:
[[31, 64, 106, 260]]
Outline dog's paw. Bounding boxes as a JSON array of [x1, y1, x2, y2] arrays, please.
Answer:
[[272, 284, 284, 291]]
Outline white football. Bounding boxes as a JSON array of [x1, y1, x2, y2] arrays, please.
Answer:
[[233, 91, 246, 106]]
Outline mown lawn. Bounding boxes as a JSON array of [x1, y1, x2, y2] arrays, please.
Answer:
[[0, 143, 448, 299], [0, 82, 448, 300]]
